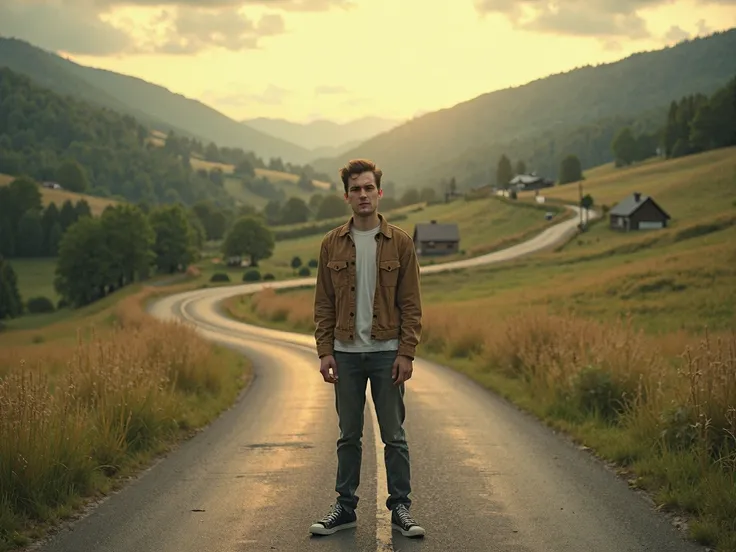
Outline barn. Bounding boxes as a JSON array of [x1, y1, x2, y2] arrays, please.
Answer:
[[412, 220, 460, 256], [609, 192, 671, 231]]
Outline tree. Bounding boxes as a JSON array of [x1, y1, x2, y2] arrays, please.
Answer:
[[235, 159, 255, 178], [291, 256, 303, 272], [75, 199, 92, 219], [222, 216, 275, 267], [401, 188, 420, 206], [515, 160, 526, 175], [558, 154, 583, 184], [496, 155, 513, 188], [297, 172, 314, 191], [611, 127, 638, 166], [309, 193, 324, 213], [263, 200, 282, 225], [41, 203, 60, 255], [0, 256, 23, 320], [149, 204, 198, 274], [316, 195, 347, 220], [58, 200, 79, 231], [101, 204, 155, 288], [55, 159, 89, 193], [54, 217, 113, 307], [280, 197, 310, 225], [420, 186, 437, 203], [15, 210, 44, 257]]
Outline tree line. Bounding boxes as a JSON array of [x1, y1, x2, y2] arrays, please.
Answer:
[[0, 177, 91, 257], [611, 75, 736, 165]]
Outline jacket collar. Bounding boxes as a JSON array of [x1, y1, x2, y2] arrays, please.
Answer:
[[338, 212, 392, 238]]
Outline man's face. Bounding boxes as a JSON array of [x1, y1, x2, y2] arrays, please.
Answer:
[[344, 171, 382, 217]]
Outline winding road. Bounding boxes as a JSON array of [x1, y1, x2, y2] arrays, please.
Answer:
[[35, 207, 704, 552]]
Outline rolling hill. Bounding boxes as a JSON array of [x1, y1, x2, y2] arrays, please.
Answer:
[[0, 36, 312, 164], [311, 29, 736, 192]]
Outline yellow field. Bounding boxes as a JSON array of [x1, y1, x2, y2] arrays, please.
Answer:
[[0, 279, 251, 551], [222, 146, 736, 550], [187, 156, 332, 190], [522, 146, 736, 215], [0, 174, 121, 216]]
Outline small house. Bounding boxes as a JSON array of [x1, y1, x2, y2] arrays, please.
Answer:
[[509, 173, 554, 192], [413, 220, 460, 256], [609, 192, 670, 231]]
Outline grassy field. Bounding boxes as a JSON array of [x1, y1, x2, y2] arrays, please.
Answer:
[[221, 147, 736, 551], [0, 174, 121, 216], [10, 258, 60, 305], [0, 274, 252, 551]]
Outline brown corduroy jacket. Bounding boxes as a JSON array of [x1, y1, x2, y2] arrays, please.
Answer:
[[313, 213, 422, 359]]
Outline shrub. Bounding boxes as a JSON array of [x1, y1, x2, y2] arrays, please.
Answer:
[[308, 259, 318, 268], [263, 273, 275, 281], [242, 269, 261, 282], [26, 296, 55, 314], [210, 272, 230, 283], [570, 365, 628, 421], [298, 266, 311, 277]]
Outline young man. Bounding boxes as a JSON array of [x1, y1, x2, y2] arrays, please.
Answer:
[[309, 159, 425, 538]]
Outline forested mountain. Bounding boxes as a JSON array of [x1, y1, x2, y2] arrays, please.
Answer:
[[311, 29, 736, 191], [0, 67, 232, 206], [0, 36, 311, 164]]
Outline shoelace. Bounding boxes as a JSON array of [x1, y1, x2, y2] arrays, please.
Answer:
[[321, 504, 343, 524], [394, 505, 415, 526]]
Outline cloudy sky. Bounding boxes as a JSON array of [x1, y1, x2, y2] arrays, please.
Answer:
[[1, 0, 734, 123]]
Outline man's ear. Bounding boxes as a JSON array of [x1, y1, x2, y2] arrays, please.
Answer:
[[378, 189, 383, 198]]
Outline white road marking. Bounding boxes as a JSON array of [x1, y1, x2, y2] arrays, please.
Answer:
[[368, 389, 394, 551]]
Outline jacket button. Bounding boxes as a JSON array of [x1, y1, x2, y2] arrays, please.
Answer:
[[350, 312, 354, 317], [371, 335, 376, 339]]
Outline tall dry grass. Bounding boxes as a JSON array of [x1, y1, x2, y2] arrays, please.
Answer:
[[0, 286, 244, 549], [243, 288, 736, 548]]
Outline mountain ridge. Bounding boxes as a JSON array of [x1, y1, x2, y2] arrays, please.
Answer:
[[0, 36, 312, 164], [310, 29, 736, 190]]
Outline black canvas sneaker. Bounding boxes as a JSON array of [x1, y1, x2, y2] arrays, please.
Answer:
[[391, 504, 425, 537], [309, 502, 357, 535]]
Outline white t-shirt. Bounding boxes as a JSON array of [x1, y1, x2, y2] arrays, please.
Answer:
[[333, 225, 400, 353]]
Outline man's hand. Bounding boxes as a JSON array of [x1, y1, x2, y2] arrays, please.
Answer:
[[320, 355, 338, 384], [392, 355, 413, 386]]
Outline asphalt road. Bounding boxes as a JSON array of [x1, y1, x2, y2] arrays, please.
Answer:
[[34, 207, 704, 552]]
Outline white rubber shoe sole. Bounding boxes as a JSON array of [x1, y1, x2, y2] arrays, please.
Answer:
[[309, 521, 357, 535], [392, 523, 426, 538]]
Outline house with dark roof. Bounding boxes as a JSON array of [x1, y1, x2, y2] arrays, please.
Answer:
[[509, 173, 554, 192], [413, 220, 460, 256], [609, 192, 671, 231]]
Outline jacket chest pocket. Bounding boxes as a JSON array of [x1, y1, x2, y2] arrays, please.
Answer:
[[326, 260, 349, 287], [378, 259, 400, 287]]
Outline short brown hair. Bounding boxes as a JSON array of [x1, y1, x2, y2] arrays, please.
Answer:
[[339, 159, 383, 193]]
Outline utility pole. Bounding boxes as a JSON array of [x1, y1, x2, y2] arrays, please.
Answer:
[[578, 181, 583, 228]]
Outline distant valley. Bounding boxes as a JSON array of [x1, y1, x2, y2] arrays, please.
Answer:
[[242, 116, 402, 159]]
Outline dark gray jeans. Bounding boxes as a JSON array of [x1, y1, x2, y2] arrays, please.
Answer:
[[332, 350, 412, 513]]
